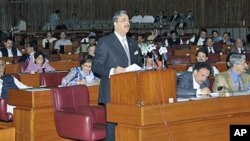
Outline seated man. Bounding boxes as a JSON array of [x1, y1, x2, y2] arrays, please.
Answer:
[[187, 49, 219, 75], [202, 37, 221, 54], [0, 38, 22, 57], [230, 38, 246, 54], [0, 59, 29, 113], [177, 62, 212, 98], [187, 28, 207, 46], [164, 30, 183, 47], [213, 54, 250, 94], [54, 31, 72, 51]]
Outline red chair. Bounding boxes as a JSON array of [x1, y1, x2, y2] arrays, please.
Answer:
[[0, 98, 13, 122], [40, 72, 67, 87], [168, 56, 190, 65], [51, 85, 106, 141], [48, 54, 60, 62], [208, 54, 221, 63], [18, 62, 29, 73]]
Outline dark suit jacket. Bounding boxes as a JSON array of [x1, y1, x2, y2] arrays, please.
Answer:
[[93, 33, 141, 104], [176, 72, 210, 98], [202, 46, 221, 54], [230, 47, 246, 54]]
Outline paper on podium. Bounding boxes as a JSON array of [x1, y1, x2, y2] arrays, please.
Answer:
[[125, 63, 142, 72]]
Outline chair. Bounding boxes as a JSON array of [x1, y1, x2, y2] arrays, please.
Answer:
[[168, 55, 190, 65], [0, 98, 13, 122], [51, 85, 106, 141], [208, 54, 221, 63], [40, 72, 67, 87], [18, 62, 29, 73], [48, 54, 60, 62]]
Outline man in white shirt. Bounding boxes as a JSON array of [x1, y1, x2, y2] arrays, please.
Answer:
[[142, 15, 155, 23], [0, 38, 22, 57], [54, 31, 72, 50], [177, 62, 212, 98], [50, 10, 61, 30], [187, 49, 219, 75], [0, 59, 29, 113], [12, 17, 26, 33], [187, 28, 207, 45]]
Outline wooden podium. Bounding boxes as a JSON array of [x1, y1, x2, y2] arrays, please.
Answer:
[[107, 69, 250, 141]]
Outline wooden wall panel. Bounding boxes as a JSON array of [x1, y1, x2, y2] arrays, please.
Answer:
[[0, 0, 249, 30]]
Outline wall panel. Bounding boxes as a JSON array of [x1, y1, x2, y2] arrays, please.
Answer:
[[0, 0, 249, 30]]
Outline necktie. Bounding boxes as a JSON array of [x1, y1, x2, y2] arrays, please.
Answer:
[[122, 38, 131, 66], [241, 48, 245, 54]]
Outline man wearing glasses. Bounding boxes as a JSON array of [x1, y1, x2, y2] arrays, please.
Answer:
[[213, 54, 250, 93], [93, 10, 141, 141]]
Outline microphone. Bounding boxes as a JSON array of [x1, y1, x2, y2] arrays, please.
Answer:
[[147, 44, 158, 59], [147, 44, 158, 69], [159, 46, 168, 61], [159, 46, 168, 69], [217, 86, 234, 96]]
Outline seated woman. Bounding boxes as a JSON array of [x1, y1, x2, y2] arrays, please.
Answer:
[[61, 55, 98, 86], [24, 51, 55, 73]]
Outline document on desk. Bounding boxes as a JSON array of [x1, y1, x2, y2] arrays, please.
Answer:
[[125, 63, 142, 72], [24, 87, 51, 92]]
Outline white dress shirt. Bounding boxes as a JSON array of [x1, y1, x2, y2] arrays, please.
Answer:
[[188, 37, 205, 46], [42, 38, 57, 48], [192, 74, 201, 97], [0, 48, 22, 57]]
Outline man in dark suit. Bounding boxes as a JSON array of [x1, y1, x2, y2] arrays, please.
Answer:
[[177, 62, 212, 98], [230, 38, 247, 54], [19, 42, 36, 62], [92, 10, 141, 141], [203, 37, 221, 54]]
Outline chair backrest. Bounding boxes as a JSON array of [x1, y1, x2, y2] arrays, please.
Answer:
[[51, 85, 89, 111], [208, 54, 221, 63], [169, 56, 190, 65], [18, 62, 29, 73], [48, 54, 60, 62], [0, 98, 13, 122], [40, 72, 68, 87]]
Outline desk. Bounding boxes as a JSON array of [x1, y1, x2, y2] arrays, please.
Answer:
[[0, 127, 15, 141], [8, 85, 99, 141], [5, 61, 79, 74], [107, 95, 250, 141], [50, 61, 79, 71]]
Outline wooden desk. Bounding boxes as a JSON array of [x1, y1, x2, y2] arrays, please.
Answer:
[[107, 95, 250, 141], [6, 63, 19, 75], [18, 73, 41, 87], [5, 61, 78, 75], [8, 85, 99, 141], [50, 61, 79, 71], [60, 54, 79, 61], [0, 127, 15, 141]]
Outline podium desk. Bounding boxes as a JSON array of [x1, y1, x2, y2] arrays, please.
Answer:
[[8, 85, 99, 141], [0, 127, 15, 141], [108, 95, 250, 141]]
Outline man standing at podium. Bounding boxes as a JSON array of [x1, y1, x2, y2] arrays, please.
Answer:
[[93, 10, 141, 141]]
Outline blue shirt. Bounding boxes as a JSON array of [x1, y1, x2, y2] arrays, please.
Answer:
[[229, 69, 243, 91]]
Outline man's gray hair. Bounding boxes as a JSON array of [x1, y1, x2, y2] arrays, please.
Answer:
[[228, 54, 246, 68], [112, 10, 128, 22]]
